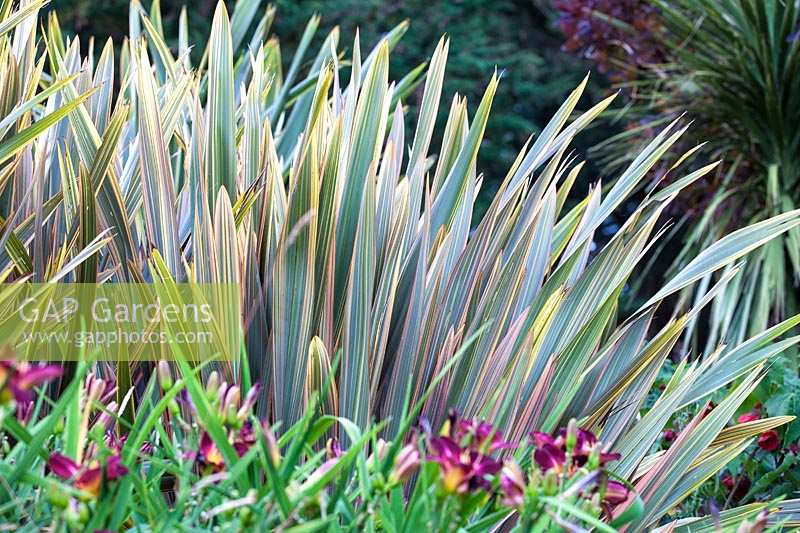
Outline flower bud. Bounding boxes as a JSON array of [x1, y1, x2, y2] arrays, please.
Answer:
[[157, 361, 173, 391], [587, 446, 601, 470], [237, 383, 261, 420], [215, 381, 228, 408], [206, 371, 220, 397], [389, 443, 420, 484], [238, 503, 254, 526], [87, 378, 105, 405], [47, 481, 70, 508], [499, 460, 526, 507], [543, 470, 558, 495], [367, 439, 389, 470], [326, 438, 342, 460], [96, 401, 118, 430], [65, 500, 89, 526], [223, 386, 240, 425], [262, 424, 281, 467], [565, 419, 578, 453]]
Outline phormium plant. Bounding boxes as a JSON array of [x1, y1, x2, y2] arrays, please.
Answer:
[[0, 0, 797, 530]]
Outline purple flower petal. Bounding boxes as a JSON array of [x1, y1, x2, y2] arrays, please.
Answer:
[[14, 364, 62, 389], [48, 453, 81, 479], [198, 432, 225, 471], [534, 443, 566, 472], [105, 455, 128, 480], [600, 451, 621, 464], [76, 466, 102, 496], [530, 431, 556, 447]]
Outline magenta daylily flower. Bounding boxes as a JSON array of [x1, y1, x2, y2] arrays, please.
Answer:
[[194, 420, 267, 473], [428, 435, 502, 493], [0, 361, 62, 404], [533, 442, 566, 472], [196, 432, 225, 473], [528, 423, 636, 517], [48, 453, 82, 479], [182, 377, 267, 475], [233, 421, 258, 457], [47, 452, 127, 497], [425, 411, 512, 494], [600, 478, 632, 515], [105, 455, 129, 480], [530, 426, 620, 473]]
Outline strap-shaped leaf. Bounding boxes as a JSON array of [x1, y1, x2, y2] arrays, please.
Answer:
[[206, 1, 237, 204]]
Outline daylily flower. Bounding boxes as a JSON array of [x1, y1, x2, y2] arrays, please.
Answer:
[[758, 430, 780, 452], [233, 421, 258, 457], [0, 360, 62, 404], [533, 440, 566, 473], [103, 430, 152, 457], [47, 452, 128, 497], [105, 455, 129, 479], [428, 435, 502, 493], [193, 420, 269, 473], [597, 478, 631, 515], [530, 425, 619, 474], [423, 412, 511, 494], [197, 432, 225, 474]]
